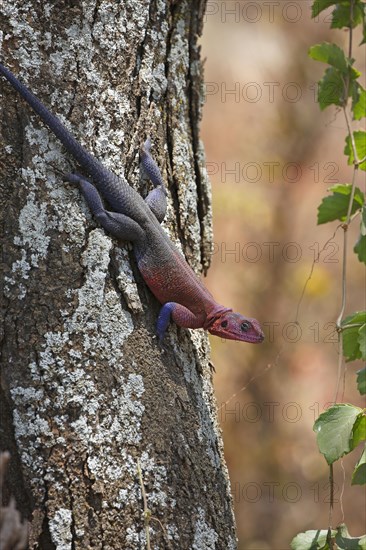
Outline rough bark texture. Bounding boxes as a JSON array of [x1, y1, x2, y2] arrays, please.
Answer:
[[0, 1, 237, 548]]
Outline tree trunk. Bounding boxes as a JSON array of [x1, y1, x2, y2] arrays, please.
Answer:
[[0, 1, 237, 548]]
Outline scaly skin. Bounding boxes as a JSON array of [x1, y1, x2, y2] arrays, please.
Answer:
[[0, 62, 264, 344]]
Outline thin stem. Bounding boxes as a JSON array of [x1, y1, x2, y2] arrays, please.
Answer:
[[342, 322, 365, 329], [335, 218, 349, 329], [335, 109, 359, 331], [339, 459, 346, 523], [295, 226, 341, 324], [327, 463, 335, 549], [137, 458, 151, 550], [343, 105, 360, 168], [334, 139, 357, 402], [348, 0, 354, 58], [343, 0, 354, 102]]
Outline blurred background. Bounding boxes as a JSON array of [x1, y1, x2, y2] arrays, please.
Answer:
[[200, 2, 365, 548]]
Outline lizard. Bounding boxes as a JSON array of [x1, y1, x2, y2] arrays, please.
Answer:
[[0, 62, 264, 344]]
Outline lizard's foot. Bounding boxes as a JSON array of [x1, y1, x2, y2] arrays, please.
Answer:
[[157, 303, 175, 342]]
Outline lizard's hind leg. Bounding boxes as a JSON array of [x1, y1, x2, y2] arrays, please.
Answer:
[[144, 187, 167, 224], [65, 173, 144, 242], [140, 138, 167, 223]]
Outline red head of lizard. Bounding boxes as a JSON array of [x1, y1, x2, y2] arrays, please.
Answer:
[[204, 308, 265, 343]]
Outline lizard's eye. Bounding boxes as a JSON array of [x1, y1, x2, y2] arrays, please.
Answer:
[[221, 320, 228, 328], [241, 321, 251, 332]]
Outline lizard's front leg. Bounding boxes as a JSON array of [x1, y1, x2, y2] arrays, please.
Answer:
[[157, 302, 206, 341], [65, 173, 145, 242], [140, 138, 167, 224]]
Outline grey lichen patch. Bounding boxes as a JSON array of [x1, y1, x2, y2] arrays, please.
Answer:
[[227, 535, 239, 550], [138, 451, 174, 509], [25, 124, 56, 157], [47, 0, 154, 178], [5, 190, 52, 298], [91, 96, 129, 174], [42, 174, 89, 248], [57, 202, 88, 249], [4, 144, 13, 154], [168, 17, 190, 104], [71, 373, 145, 481], [113, 449, 173, 512], [8, 224, 138, 505], [139, 47, 168, 101], [125, 526, 143, 547], [172, 129, 201, 250], [172, 333, 222, 470], [1, 3, 44, 74], [48, 508, 73, 550], [166, 10, 203, 271], [115, 248, 143, 313], [192, 507, 219, 550], [196, 138, 214, 271], [6, 117, 88, 294], [10, 385, 51, 481], [59, 229, 134, 359], [14, 191, 52, 266], [6, 174, 85, 295], [11, 387, 50, 438], [115, 450, 176, 546], [6, 249, 30, 283]]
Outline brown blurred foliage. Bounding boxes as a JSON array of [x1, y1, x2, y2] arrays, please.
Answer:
[[0, 452, 28, 550], [200, 3, 365, 548]]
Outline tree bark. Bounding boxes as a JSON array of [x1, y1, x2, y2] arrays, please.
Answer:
[[0, 1, 237, 548]]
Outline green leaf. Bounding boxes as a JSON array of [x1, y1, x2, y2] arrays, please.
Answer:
[[309, 42, 349, 73], [317, 184, 364, 224], [317, 67, 345, 109], [361, 206, 366, 236], [314, 66, 361, 110], [313, 404, 364, 464], [335, 523, 366, 548], [345, 131, 366, 170], [331, 2, 365, 29], [358, 323, 366, 359], [362, 14, 366, 46], [355, 0, 366, 45], [312, 0, 339, 18], [342, 311, 366, 361], [291, 529, 335, 550], [351, 414, 366, 448], [356, 366, 366, 395], [354, 234, 366, 264], [291, 524, 366, 549], [325, 183, 363, 198], [355, 209, 366, 261], [352, 445, 366, 485], [352, 82, 366, 120]]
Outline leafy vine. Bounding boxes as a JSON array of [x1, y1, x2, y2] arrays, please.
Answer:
[[291, 1, 366, 549]]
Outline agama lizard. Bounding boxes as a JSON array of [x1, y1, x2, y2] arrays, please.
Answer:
[[0, 62, 264, 344]]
